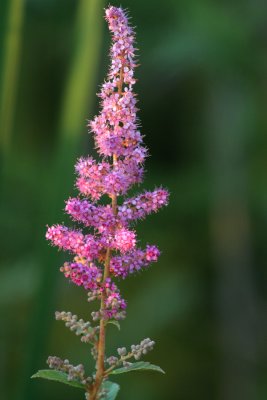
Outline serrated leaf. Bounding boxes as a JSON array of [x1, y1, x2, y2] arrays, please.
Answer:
[[31, 369, 86, 389], [106, 320, 120, 330], [110, 361, 165, 375], [101, 380, 120, 400]]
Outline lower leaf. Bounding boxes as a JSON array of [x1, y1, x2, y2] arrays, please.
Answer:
[[31, 369, 86, 389]]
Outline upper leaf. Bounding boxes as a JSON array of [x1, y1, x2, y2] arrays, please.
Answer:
[[110, 361, 165, 375], [31, 369, 86, 390], [106, 320, 120, 330]]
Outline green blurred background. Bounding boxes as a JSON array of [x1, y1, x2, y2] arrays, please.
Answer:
[[1, 0, 267, 399]]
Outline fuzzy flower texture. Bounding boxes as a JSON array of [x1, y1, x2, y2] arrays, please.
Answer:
[[46, 6, 169, 321]]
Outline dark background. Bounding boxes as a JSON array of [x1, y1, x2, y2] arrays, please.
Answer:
[[1, 0, 267, 399]]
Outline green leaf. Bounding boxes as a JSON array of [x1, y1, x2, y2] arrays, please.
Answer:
[[101, 381, 120, 400], [106, 320, 120, 330], [31, 369, 86, 390], [110, 361, 165, 375]]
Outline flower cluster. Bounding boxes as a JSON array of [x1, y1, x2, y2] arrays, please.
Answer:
[[117, 338, 155, 360], [60, 257, 102, 290], [118, 188, 169, 222], [55, 311, 99, 343], [90, 278, 127, 321], [46, 225, 100, 260], [91, 7, 143, 161], [106, 338, 156, 369], [130, 338, 155, 359], [65, 190, 169, 232], [47, 356, 91, 385], [110, 245, 160, 278], [45, 6, 168, 321], [104, 279, 127, 319], [65, 197, 115, 233]]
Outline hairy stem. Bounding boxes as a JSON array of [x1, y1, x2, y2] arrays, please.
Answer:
[[90, 197, 116, 398], [90, 187, 117, 399], [90, 249, 111, 399], [89, 68, 123, 400]]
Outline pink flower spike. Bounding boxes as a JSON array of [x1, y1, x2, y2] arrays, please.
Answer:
[[109, 244, 160, 279], [42, 7, 169, 390], [65, 197, 115, 233], [46, 224, 101, 260], [61, 260, 102, 290], [118, 188, 169, 222]]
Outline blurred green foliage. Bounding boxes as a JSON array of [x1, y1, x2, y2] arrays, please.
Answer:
[[1, 0, 267, 400]]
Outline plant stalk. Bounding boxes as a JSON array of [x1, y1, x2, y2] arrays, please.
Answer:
[[90, 68, 123, 400], [90, 248, 111, 399], [90, 192, 117, 399]]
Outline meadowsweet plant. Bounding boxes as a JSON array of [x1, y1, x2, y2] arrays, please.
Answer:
[[32, 6, 169, 399]]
